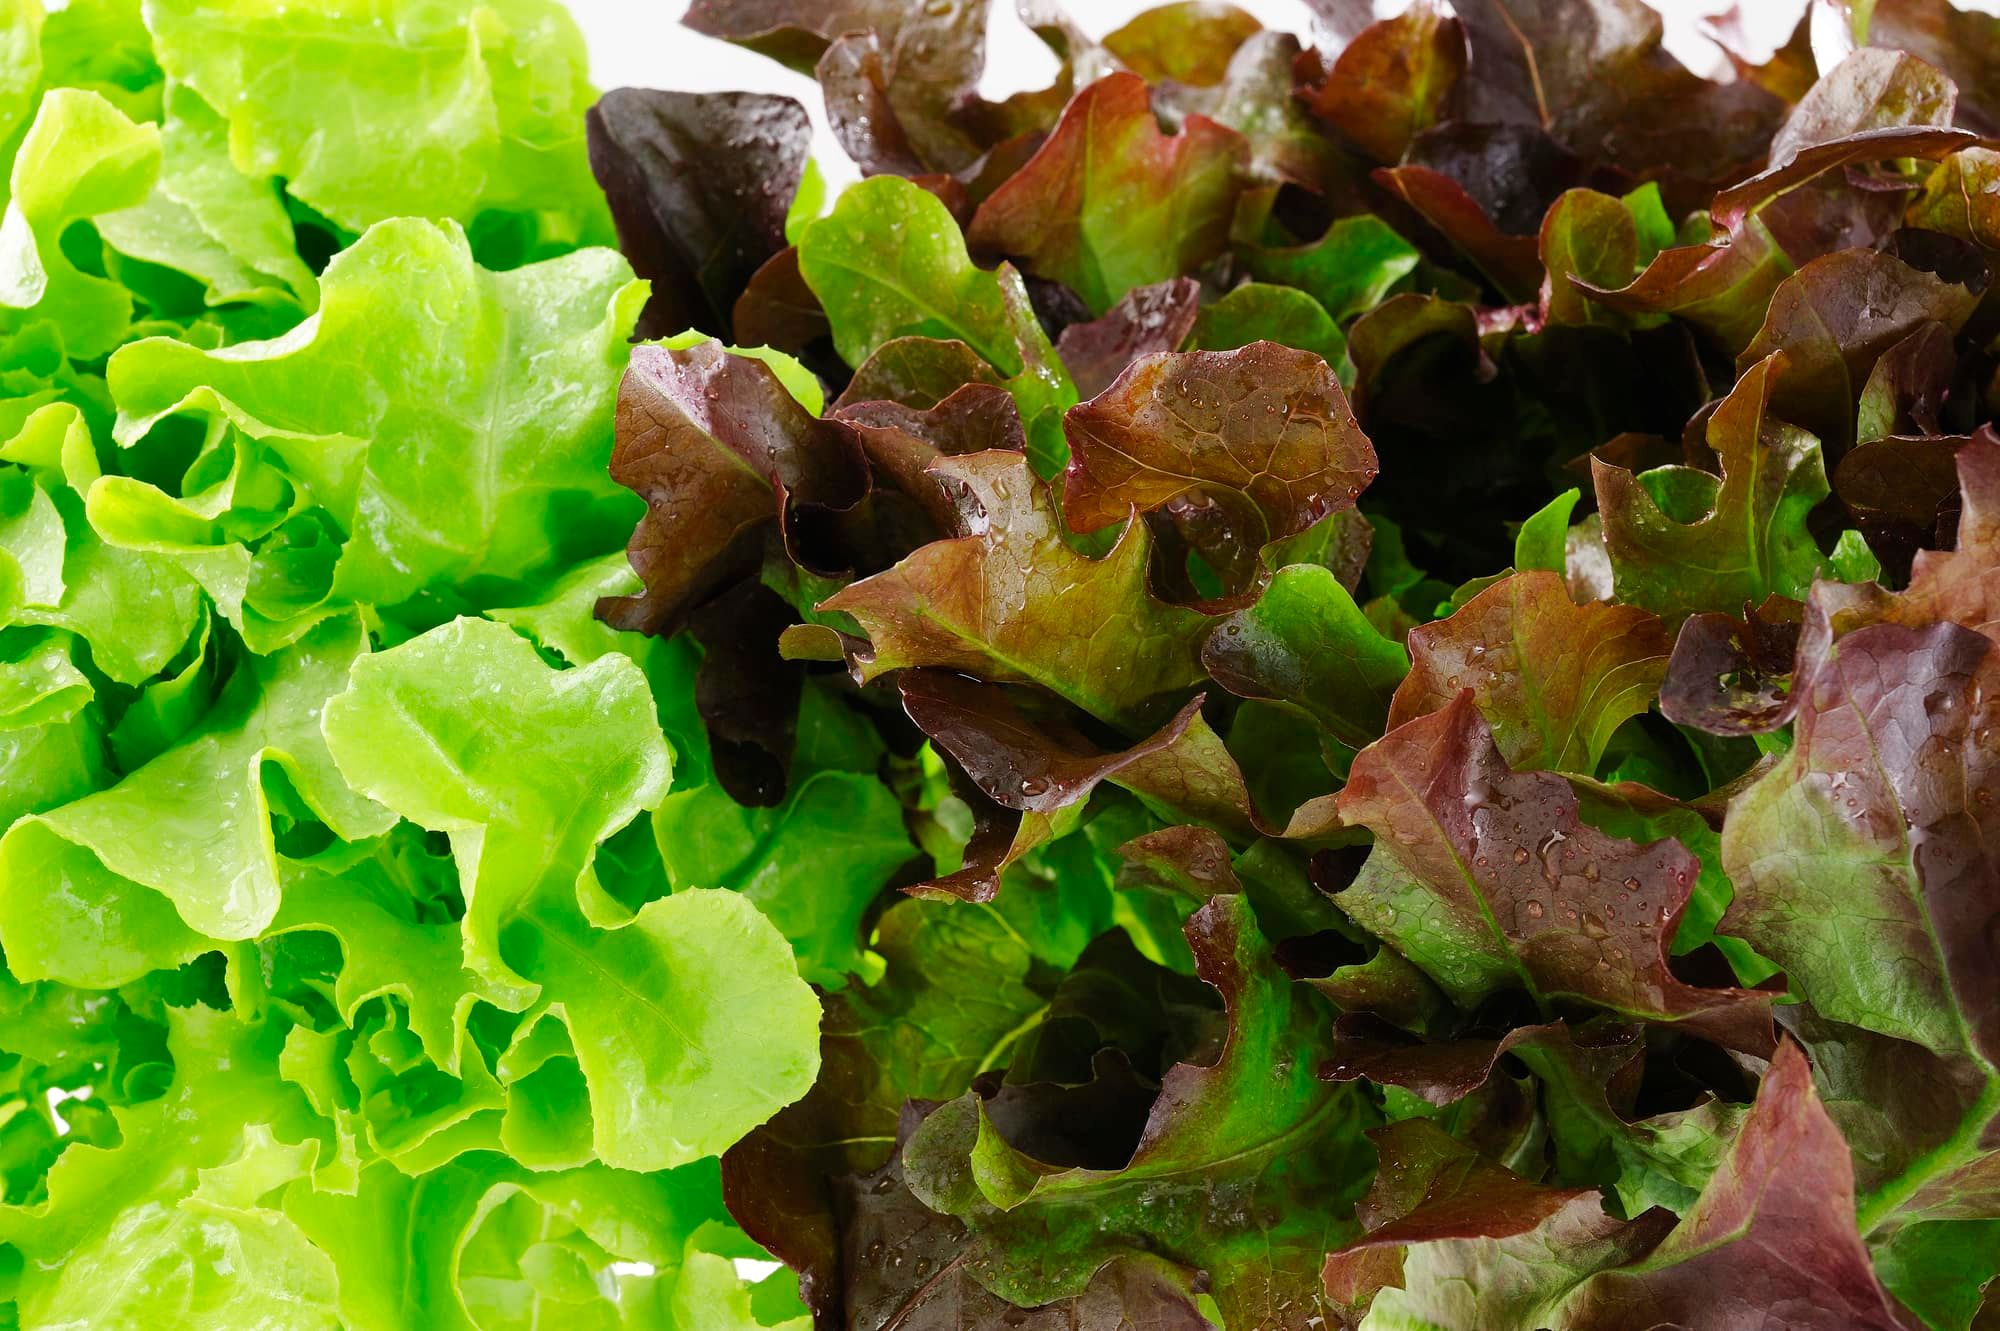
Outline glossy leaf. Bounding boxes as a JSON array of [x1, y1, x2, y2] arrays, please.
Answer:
[[1593, 356, 1831, 621], [820, 450, 1212, 730], [1202, 562, 1409, 751], [902, 894, 1376, 1329], [1062, 343, 1379, 568], [586, 89, 809, 341], [596, 339, 867, 637], [1720, 620, 2000, 1065], [967, 73, 1247, 314], [1388, 570, 1671, 774], [1335, 693, 1769, 1037]]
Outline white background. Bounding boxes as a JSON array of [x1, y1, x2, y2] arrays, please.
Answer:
[[565, 0, 1810, 191]]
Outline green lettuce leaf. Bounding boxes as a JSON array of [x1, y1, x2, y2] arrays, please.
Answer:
[[322, 615, 820, 1169], [101, 217, 642, 630], [144, 0, 608, 249]]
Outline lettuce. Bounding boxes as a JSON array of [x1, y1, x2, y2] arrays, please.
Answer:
[[2, 1, 2000, 1329]]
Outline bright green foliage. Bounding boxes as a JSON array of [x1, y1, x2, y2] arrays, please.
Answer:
[[103, 217, 644, 629], [0, 3, 819, 1320], [144, 0, 610, 247]]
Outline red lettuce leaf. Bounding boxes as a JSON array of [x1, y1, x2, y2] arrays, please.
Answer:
[[1326, 1041, 1915, 1331], [967, 72, 1248, 314], [585, 89, 809, 341], [899, 893, 1378, 1330], [1738, 247, 1982, 458], [1388, 569, 1671, 774], [1720, 619, 2000, 1066], [1305, 0, 1464, 166], [818, 450, 1213, 731], [1061, 342, 1378, 605], [599, 341, 869, 637], [1052, 277, 1200, 400], [1334, 692, 1774, 1042]]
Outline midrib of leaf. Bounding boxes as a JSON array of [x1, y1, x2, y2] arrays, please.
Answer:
[[1379, 760, 1551, 1017], [1027, 1071, 1351, 1198]]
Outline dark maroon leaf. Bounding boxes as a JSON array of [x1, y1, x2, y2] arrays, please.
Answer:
[[686, 0, 991, 175], [1658, 595, 1805, 736], [1053, 277, 1201, 400], [586, 88, 810, 340], [1802, 430, 2000, 656], [733, 247, 834, 357], [818, 32, 927, 178], [1062, 344, 1379, 597], [1449, 0, 1783, 198], [1319, 1013, 1507, 1106], [1320, 1116, 1627, 1328], [834, 384, 1026, 534], [1372, 163, 1544, 303], [1836, 430, 1968, 580], [689, 582, 806, 807], [903, 672, 1259, 841]]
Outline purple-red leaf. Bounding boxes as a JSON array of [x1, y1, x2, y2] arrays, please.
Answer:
[[1327, 1042, 1915, 1331], [1738, 247, 1982, 457], [1720, 620, 2000, 1065], [1334, 693, 1772, 1039], [1372, 164, 1544, 303], [1052, 277, 1200, 400], [599, 341, 868, 636], [897, 671, 1255, 836], [1061, 344, 1379, 572], [585, 89, 809, 341], [833, 383, 1026, 535]]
